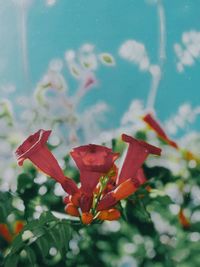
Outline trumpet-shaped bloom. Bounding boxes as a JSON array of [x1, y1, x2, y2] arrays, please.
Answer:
[[16, 130, 161, 224], [143, 113, 178, 149], [117, 134, 161, 185], [70, 144, 119, 195], [15, 129, 78, 195]]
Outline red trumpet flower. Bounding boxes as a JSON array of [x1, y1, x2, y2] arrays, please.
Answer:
[[143, 113, 200, 163], [143, 113, 178, 149], [15, 129, 78, 195], [70, 144, 119, 195], [117, 134, 161, 185], [97, 134, 161, 211], [16, 130, 161, 224]]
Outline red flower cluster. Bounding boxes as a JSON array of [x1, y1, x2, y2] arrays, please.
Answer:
[[15, 130, 161, 224]]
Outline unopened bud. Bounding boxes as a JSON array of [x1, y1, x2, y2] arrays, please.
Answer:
[[65, 203, 79, 217], [114, 179, 137, 200], [97, 209, 121, 221], [81, 212, 93, 225]]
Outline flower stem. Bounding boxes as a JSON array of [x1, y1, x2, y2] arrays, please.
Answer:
[[146, 0, 166, 112]]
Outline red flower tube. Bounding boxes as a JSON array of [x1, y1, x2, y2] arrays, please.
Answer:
[[134, 168, 147, 187], [143, 113, 178, 149], [15, 129, 78, 195], [97, 178, 137, 211], [70, 144, 119, 195], [117, 134, 161, 185]]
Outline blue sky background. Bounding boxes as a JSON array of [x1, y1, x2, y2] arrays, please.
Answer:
[[0, 0, 200, 132]]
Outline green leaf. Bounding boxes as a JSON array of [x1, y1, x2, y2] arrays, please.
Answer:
[[36, 236, 50, 257], [17, 173, 33, 193], [26, 247, 36, 266], [4, 254, 19, 267], [5, 212, 71, 266], [59, 221, 71, 251]]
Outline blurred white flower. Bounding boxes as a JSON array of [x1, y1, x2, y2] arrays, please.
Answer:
[[37, 69, 68, 93], [151, 211, 176, 234], [174, 30, 200, 72], [165, 103, 200, 135], [79, 54, 98, 70], [119, 40, 150, 72], [80, 43, 95, 53], [149, 65, 161, 76], [49, 59, 63, 72], [46, 0, 57, 7], [65, 50, 76, 62], [121, 100, 145, 126]]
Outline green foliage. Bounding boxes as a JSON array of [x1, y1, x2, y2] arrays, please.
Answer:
[[1, 134, 200, 267], [4, 212, 72, 267]]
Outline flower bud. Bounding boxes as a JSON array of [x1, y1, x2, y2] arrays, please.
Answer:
[[65, 203, 79, 217], [114, 179, 137, 200], [81, 212, 93, 225], [97, 209, 121, 221]]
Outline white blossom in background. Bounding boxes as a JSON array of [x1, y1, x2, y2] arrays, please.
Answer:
[[146, 145, 190, 177], [179, 132, 200, 158], [174, 30, 200, 72], [65, 43, 115, 80], [121, 100, 145, 125], [0, 43, 116, 189], [93, 99, 147, 145], [151, 211, 176, 235], [120, 100, 147, 133], [81, 102, 109, 143], [35, 59, 68, 106], [119, 40, 161, 113], [46, 0, 57, 7], [0, 84, 16, 95], [119, 40, 150, 72], [119, 40, 160, 75], [165, 103, 200, 135], [80, 43, 95, 53], [0, 114, 23, 192]]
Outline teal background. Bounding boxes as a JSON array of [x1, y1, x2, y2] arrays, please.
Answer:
[[0, 0, 200, 131]]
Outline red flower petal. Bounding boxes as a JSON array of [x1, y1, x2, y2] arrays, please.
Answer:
[[79, 193, 93, 212], [71, 144, 119, 194], [71, 144, 119, 173], [79, 170, 102, 195], [97, 192, 117, 211], [134, 168, 147, 186], [0, 224, 12, 243], [16, 129, 51, 166], [61, 177, 79, 195], [81, 212, 93, 225], [15, 129, 78, 195], [14, 221, 24, 235], [143, 113, 179, 149], [65, 203, 79, 217], [178, 209, 190, 228], [117, 134, 161, 185]]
